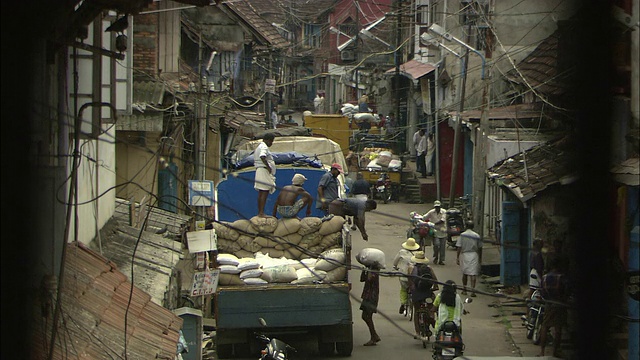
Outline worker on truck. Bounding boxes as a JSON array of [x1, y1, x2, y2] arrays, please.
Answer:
[[328, 198, 377, 241], [273, 174, 313, 219]]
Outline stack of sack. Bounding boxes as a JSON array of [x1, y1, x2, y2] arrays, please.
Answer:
[[340, 103, 358, 119], [212, 216, 348, 285]]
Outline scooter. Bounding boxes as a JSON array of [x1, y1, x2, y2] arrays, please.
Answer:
[[374, 173, 392, 203], [445, 208, 464, 248], [255, 318, 296, 360], [522, 288, 545, 345]]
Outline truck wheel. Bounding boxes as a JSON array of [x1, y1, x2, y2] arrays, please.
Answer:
[[336, 341, 353, 356], [216, 344, 232, 359], [318, 341, 335, 356]]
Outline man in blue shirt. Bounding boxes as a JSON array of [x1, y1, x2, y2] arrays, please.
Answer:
[[316, 163, 342, 214]]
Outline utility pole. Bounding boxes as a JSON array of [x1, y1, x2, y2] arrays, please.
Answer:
[[196, 32, 207, 217], [394, 0, 401, 153], [448, 35, 470, 208]]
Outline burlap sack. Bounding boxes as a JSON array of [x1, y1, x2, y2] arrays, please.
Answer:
[[318, 232, 342, 249], [254, 236, 278, 248], [219, 265, 241, 274], [218, 239, 241, 253], [230, 219, 258, 236], [239, 268, 263, 279], [291, 258, 317, 270], [318, 216, 345, 236], [212, 222, 240, 241], [236, 235, 255, 250], [314, 248, 346, 272], [217, 253, 239, 266], [250, 216, 278, 233], [299, 232, 321, 248], [218, 273, 244, 285], [282, 246, 303, 260], [281, 233, 302, 247], [273, 218, 302, 237], [237, 258, 260, 271], [234, 249, 254, 259], [298, 217, 322, 236], [261, 265, 298, 283], [263, 248, 285, 258], [293, 268, 327, 284], [356, 247, 386, 268], [324, 267, 347, 283], [243, 278, 268, 285]]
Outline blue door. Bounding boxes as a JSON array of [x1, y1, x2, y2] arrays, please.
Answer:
[[500, 201, 521, 286]]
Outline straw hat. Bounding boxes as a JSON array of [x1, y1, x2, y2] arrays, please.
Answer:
[[411, 251, 430, 264], [402, 238, 420, 251]]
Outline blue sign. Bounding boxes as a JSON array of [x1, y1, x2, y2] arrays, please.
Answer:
[[188, 180, 214, 206]]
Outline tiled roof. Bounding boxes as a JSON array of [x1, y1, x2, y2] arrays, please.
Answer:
[[506, 29, 570, 96], [32, 242, 183, 359], [487, 136, 578, 202], [223, 0, 289, 50]]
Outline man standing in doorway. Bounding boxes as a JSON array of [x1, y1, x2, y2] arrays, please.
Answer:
[[254, 133, 276, 217], [456, 221, 482, 296], [424, 200, 447, 265], [416, 129, 427, 178], [425, 133, 435, 176]]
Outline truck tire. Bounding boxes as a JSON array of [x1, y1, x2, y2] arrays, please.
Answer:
[[318, 341, 335, 356], [336, 341, 353, 356], [216, 344, 232, 359]]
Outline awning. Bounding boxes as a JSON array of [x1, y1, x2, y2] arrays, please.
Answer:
[[385, 59, 436, 82]]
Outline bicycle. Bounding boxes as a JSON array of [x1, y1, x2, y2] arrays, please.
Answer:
[[405, 294, 414, 320], [415, 298, 435, 348]]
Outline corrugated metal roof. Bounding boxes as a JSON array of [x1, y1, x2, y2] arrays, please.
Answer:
[[385, 59, 436, 81], [506, 29, 570, 96], [223, 0, 290, 50], [487, 136, 578, 202], [32, 242, 183, 360]]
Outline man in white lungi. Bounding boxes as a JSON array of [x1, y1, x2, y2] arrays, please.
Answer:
[[254, 133, 276, 217], [455, 221, 482, 297]]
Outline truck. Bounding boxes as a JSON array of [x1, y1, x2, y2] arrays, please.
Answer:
[[213, 136, 354, 358]]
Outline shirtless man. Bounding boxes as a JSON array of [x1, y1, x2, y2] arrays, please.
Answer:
[[272, 173, 313, 218]]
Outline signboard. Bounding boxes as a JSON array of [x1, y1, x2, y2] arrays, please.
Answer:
[[186, 229, 218, 253], [188, 180, 214, 206], [265, 78, 276, 94], [191, 269, 220, 296]]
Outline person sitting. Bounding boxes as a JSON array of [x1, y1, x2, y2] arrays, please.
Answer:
[[328, 198, 377, 241], [433, 280, 464, 334], [272, 174, 312, 218]]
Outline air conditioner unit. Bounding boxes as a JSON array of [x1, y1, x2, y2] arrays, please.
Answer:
[[341, 50, 356, 61]]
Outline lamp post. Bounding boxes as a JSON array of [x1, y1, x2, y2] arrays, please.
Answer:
[[422, 24, 488, 232]]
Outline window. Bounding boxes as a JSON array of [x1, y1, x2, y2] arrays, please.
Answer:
[[460, 1, 491, 54], [417, 2, 438, 25], [304, 24, 322, 48]]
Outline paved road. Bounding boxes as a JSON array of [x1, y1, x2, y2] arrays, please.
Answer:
[[226, 200, 523, 359]]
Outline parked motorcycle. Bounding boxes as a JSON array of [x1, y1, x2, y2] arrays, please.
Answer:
[[522, 288, 545, 345], [373, 173, 392, 203], [255, 318, 296, 360], [445, 208, 464, 248], [408, 211, 434, 249]]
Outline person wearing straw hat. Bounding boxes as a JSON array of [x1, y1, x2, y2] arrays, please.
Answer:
[[408, 251, 438, 341], [272, 173, 312, 219], [393, 238, 421, 314]]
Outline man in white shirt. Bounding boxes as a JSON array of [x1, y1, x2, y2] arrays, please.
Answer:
[[425, 133, 435, 176], [424, 200, 447, 265], [416, 129, 427, 177], [254, 133, 276, 217]]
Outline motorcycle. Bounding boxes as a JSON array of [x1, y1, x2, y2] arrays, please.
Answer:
[[408, 211, 434, 249], [432, 321, 464, 359], [522, 288, 545, 345], [432, 297, 471, 359], [445, 208, 464, 248], [255, 318, 296, 360], [373, 173, 392, 203]]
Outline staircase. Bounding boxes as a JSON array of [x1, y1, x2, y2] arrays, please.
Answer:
[[404, 176, 423, 203]]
